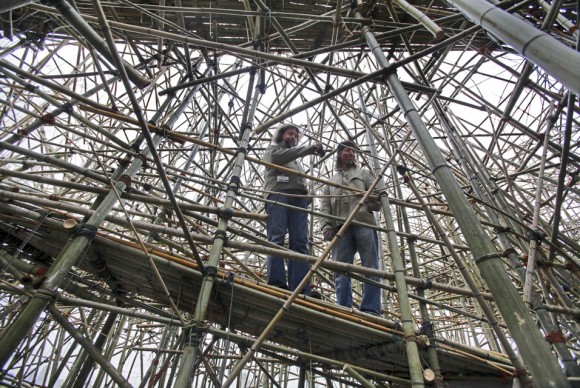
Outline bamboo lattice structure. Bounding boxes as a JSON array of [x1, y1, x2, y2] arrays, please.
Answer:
[[0, 0, 579, 387]]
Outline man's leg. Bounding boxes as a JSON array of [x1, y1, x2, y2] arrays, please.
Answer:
[[354, 226, 382, 315], [287, 198, 310, 293], [332, 226, 356, 308], [266, 194, 289, 289]]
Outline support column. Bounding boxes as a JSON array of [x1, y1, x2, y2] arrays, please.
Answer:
[[354, 8, 570, 387]]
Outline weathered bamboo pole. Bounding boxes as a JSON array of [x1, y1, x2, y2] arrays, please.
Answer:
[[356, 88, 423, 386], [355, 7, 570, 387], [445, 0, 580, 95], [172, 52, 261, 387], [45, 305, 131, 388]]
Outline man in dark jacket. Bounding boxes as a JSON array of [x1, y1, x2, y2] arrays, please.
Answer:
[[263, 124, 324, 296], [320, 140, 382, 315]]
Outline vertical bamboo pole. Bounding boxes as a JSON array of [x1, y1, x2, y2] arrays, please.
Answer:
[[443, 109, 580, 376], [354, 8, 569, 387], [356, 86, 424, 387], [523, 106, 553, 304], [173, 61, 261, 388]]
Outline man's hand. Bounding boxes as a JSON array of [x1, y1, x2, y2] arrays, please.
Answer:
[[313, 142, 326, 157], [323, 226, 335, 241]]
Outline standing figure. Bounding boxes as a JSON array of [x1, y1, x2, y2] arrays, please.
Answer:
[[320, 140, 382, 315], [263, 124, 324, 296]]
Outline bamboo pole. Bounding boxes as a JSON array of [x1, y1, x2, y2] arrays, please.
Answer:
[[172, 47, 261, 388], [523, 105, 554, 304], [392, 0, 445, 40], [354, 7, 570, 387], [446, 0, 580, 95], [356, 88, 423, 386]]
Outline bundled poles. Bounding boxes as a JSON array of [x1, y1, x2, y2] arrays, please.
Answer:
[[353, 7, 570, 387]]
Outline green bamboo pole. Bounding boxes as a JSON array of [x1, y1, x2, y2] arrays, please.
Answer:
[[172, 60, 261, 388], [356, 5, 569, 385], [403, 169, 531, 384], [356, 87, 423, 386], [446, 0, 580, 95], [442, 107, 580, 376]]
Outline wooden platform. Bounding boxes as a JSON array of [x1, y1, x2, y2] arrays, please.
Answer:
[[0, 201, 515, 385], [6, 0, 501, 54]]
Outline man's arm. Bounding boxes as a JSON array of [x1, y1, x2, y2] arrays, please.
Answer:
[[265, 144, 316, 165]]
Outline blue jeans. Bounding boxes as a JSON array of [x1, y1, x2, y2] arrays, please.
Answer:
[[332, 225, 381, 315], [266, 193, 311, 294]]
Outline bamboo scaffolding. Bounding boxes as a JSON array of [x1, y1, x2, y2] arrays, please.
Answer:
[[1, 1, 579, 386]]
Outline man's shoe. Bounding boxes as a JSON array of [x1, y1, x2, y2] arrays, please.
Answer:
[[309, 290, 322, 299]]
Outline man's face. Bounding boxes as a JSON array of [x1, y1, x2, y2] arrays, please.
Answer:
[[282, 128, 299, 146], [339, 146, 356, 166]]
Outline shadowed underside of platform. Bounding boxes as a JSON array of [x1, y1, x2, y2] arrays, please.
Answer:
[[0, 202, 514, 384]]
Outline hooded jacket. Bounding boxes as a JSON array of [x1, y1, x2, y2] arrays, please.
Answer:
[[263, 141, 317, 195]]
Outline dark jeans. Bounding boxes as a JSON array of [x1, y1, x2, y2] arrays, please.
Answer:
[[332, 225, 381, 315], [266, 193, 311, 294]]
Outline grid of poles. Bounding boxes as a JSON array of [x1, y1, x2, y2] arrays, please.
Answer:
[[0, 0, 579, 386]]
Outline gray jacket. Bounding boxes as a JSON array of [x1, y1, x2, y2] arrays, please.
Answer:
[[320, 167, 380, 228], [263, 141, 317, 194]]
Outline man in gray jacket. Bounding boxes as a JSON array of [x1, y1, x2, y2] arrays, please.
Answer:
[[263, 124, 324, 296], [320, 140, 381, 315]]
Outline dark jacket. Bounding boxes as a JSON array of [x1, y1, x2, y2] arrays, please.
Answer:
[[263, 141, 317, 194]]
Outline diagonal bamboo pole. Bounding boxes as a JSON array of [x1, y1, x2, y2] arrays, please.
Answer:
[[354, 7, 570, 387], [222, 145, 402, 387], [356, 87, 423, 386], [445, 0, 580, 95]]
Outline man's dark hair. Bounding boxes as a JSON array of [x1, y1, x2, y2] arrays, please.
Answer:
[[336, 140, 358, 169], [274, 124, 300, 143]]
